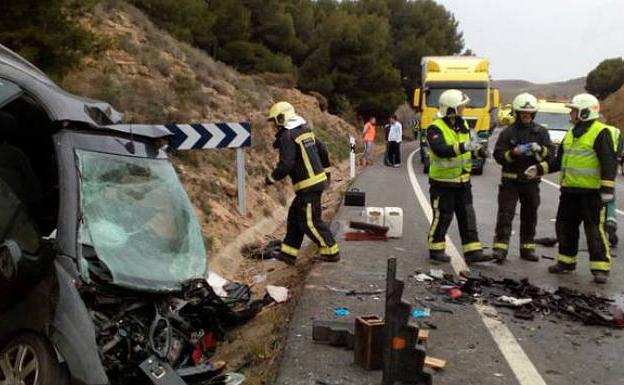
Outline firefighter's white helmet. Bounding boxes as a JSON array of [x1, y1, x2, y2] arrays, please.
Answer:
[[438, 89, 470, 117], [565, 93, 600, 121], [512, 93, 538, 113]]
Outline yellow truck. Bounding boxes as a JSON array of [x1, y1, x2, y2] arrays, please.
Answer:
[[414, 56, 499, 174]]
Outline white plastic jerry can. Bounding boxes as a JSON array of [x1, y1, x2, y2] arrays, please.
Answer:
[[384, 207, 403, 238], [365, 207, 385, 227]]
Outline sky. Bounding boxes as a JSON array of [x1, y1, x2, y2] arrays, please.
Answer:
[[434, 0, 624, 83]]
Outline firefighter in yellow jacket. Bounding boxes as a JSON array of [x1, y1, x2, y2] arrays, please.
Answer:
[[266, 101, 339, 265], [525, 93, 617, 283], [426, 90, 492, 264]]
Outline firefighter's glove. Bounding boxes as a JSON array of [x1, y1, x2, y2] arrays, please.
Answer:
[[529, 142, 542, 153], [601, 193, 615, 203], [476, 145, 489, 159], [265, 175, 275, 186], [462, 141, 475, 152], [524, 165, 539, 179], [512, 144, 532, 157]]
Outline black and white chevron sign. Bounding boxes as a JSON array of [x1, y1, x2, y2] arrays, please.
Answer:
[[165, 122, 251, 150]]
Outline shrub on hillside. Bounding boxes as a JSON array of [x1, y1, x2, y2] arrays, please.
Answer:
[[586, 58, 624, 99], [0, 0, 99, 78]]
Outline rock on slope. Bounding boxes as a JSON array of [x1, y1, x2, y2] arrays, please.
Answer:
[[62, 1, 357, 277]]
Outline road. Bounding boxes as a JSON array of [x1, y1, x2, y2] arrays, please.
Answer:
[[274, 131, 624, 385]]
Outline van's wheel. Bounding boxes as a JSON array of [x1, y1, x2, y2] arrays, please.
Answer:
[[0, 333, 69, 385]]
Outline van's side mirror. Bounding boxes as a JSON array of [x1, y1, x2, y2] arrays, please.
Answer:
[[0, 240, 22, 281]]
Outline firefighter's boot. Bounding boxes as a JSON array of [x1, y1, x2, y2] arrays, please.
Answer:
[[492, 249, 507, 264], [465, 250, 494, 265], [548, 263, 575, 274], [429, 251, 451, 263], [520, 249, 539, 262], [592, 270, 609, 284]]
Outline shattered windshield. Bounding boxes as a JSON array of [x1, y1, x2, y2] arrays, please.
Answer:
[[77, 150, 206, 290]]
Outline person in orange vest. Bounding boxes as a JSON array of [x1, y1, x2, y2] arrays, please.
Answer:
[[362, 116, 376, 166]]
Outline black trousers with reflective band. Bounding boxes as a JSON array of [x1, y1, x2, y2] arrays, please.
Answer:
[[428, 184, 482, 256], [281, 191, 339, 258], [556, 192, 610, 272], [493, 182, 540, 254]]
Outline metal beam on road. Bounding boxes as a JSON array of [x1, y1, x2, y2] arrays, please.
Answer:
[[407, 148, 549, 385]]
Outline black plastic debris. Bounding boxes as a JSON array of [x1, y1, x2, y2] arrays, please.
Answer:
[[413, 272, 622, 328]]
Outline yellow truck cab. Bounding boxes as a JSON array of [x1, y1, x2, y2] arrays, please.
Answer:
[[413, 56, 499, 175]]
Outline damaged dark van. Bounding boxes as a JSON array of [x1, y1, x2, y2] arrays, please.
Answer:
[[0, 45, 250, 385]]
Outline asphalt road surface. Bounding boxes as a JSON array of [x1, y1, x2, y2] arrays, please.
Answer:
[[274, 130, 624, 385]]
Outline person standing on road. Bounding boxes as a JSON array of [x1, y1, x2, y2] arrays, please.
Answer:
[[383, 118, 392, 166], [362, 116, 376, 166], [492, 93, 552, 263], [524, 93, 616, 283], [265, 101, 340, 265], [426, 89, 492, 264], [387, 115, 402, 167]]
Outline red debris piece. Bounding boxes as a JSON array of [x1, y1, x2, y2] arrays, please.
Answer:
[[192, 332, 217, 365], [448, 287, 463, 299]]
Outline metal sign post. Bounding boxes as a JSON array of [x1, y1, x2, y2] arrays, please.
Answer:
[[236, 148, 246, 214], [350, 135, 356, 180], [165, 122, 251, 215]]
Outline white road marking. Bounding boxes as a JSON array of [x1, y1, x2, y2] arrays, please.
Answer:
[[407, 149, 548, 385], [541, 177, 624, 216]]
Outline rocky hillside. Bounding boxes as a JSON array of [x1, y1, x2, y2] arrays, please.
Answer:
[[493, 77, 586, 103], [62, 1, 357, 277], [603, 84, 624, 129]]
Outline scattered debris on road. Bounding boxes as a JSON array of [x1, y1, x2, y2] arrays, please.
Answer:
[[311, 259, 437, 384], [411, 270, 624, 328], [335, 307, 351, 317], [344, 220, 389, 241]]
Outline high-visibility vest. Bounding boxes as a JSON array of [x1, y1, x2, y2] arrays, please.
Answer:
[[560, 120, 607, 189], [606, 125, 620, 152], [429, 118, 472, 184]]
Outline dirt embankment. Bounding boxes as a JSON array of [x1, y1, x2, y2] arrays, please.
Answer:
[[60, 2, 358, 384], [602, 84, 624, 129]]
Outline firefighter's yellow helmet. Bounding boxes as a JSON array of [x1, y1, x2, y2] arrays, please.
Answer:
[[268, 101, 296, 126]]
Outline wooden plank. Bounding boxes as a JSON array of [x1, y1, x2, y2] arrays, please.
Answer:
[[424, 356, 447, 370], [417, 329, 429, 343]]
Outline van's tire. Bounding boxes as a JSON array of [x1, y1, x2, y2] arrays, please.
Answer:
[[0, 333, 69, 385]]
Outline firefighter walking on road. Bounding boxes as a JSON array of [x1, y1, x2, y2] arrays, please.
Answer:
[[266, 101, 340, 265], [492, 93, 552, 262], [426, 89, 492, 264], [525, 93, 617, 283]]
